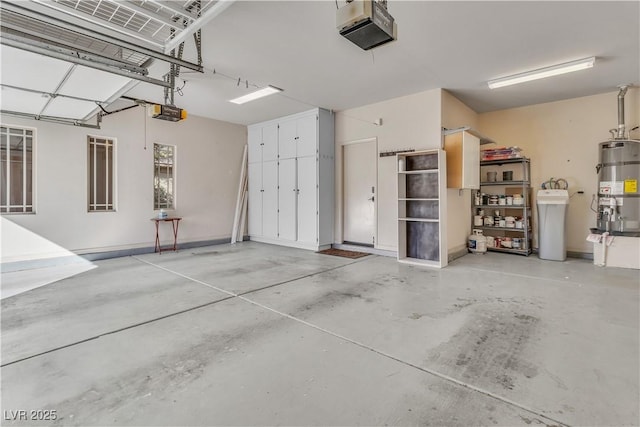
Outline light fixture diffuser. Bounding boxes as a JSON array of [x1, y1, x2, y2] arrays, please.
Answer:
[[229, 85, 283, 104], [488, 57, 595, 89]]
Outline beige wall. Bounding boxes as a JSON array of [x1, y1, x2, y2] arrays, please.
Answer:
[[441, 90, 480, 254], [335, 88, 442, 251], [478, 88, 640, 253], [2, 107, 246, 263]]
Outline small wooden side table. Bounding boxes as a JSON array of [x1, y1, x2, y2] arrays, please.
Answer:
[[151, 217, 182, 253]]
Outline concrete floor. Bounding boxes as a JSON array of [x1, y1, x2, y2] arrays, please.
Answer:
[[1, 242, 638, 426]]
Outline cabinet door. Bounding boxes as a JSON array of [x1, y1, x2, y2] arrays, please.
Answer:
[[462, 131, 480, 189], [247, 126, 262, 164], [296, 156, 317, 244], [278, 158, 297, 241], [296, 114, 317, 158], [262, 123, 278, 162], [262, 160, 279, 239], [247, 162, 262, 236], [278, 119, 297, 160]]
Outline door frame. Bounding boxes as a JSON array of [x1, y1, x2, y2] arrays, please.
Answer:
[[338, 137, 378, 247]]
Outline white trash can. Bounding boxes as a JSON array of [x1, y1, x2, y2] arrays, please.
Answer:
[[537, 189, 570, 261]]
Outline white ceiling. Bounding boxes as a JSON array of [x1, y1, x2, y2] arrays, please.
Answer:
[[2, 1, 638, 126], [122, 1, 639, 126]]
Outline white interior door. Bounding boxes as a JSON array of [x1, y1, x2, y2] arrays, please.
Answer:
[[343, 139, 376, 246], [247, 162, 262, 237], [262, 160, 279, 239], [278, 158, 297, 241], [297, 156, 317, 244]]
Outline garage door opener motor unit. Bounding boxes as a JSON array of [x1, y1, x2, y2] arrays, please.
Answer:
[[150, 104, 187, 122], [336, 0, 397, 50]]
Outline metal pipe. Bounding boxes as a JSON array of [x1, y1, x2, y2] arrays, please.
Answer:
[[617, 85, 628, 139], [0, 110, 102, 129]]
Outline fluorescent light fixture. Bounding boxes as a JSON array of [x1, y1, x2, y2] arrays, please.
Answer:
[[229, 85, 283, 104], [488, 57, 596, 89]]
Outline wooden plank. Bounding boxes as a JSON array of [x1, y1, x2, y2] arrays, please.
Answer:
[[238, 189, 248, 241], [231, 145, 248, 244]]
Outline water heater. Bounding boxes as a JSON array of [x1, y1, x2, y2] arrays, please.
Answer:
[[594, 86, 640, 235]]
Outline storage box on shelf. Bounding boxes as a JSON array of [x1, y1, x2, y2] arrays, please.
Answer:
[[397, 149, 447, 268], [473, 157, 532, 255]]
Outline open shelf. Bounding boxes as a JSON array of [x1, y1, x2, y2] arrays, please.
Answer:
[[473, 226, 529, 232], [397, 149, 447, 268], [474, 204, 528, 209], [487, 246, 532, 255], [399, 217, 439, 223], [480, 158, 529, 166], [476, 157, 532, 257], [399, 170, 439, 174], [480, 180, 530, 186]]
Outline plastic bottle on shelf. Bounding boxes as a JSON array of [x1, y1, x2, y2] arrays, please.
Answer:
[[468, 229, 487, 254]]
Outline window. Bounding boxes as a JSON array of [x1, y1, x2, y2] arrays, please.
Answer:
[[1, 126, 34, 213], [154, 143, 175, 209], [88, 136, 115, 211]]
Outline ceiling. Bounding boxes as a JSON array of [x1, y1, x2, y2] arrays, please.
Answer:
[[2, 1, 639, 127]]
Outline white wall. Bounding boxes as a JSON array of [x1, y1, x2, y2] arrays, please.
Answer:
[[478, 88, 640, 254], [335, 88, 442, 251], [1, 107, 246, 263], [441, 90, 480, 254]]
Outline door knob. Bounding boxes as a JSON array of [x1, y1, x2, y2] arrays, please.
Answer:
[[368, 196, 375, 202]]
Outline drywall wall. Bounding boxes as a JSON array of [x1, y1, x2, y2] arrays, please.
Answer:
[[441, 90, 480, 254], [1, 107, 246, 263], [478, 88, 640, 254], [335, 88, 442, 251]]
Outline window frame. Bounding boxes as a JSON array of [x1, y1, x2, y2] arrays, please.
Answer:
[[153, 143, 176, 210], [1, 124, 36, 214], [87, 135, 117, 213]]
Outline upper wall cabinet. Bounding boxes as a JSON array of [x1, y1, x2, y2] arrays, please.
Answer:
[[442, 127, 496, 189], [278, 114, 317, 159], [248, 122, 278, 164]]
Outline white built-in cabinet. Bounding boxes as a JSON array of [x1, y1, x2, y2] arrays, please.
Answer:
[[442, 127, 496, 189], [248, 108, 334, 251]]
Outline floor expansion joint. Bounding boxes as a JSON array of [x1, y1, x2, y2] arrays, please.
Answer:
[[135, 256, 571, 427]]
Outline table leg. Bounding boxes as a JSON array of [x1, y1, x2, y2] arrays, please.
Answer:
[[154, 220, 161, 253], [172, 219, 180, 251]]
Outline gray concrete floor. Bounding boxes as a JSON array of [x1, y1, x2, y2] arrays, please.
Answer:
[[1, 242, 638, 426]]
